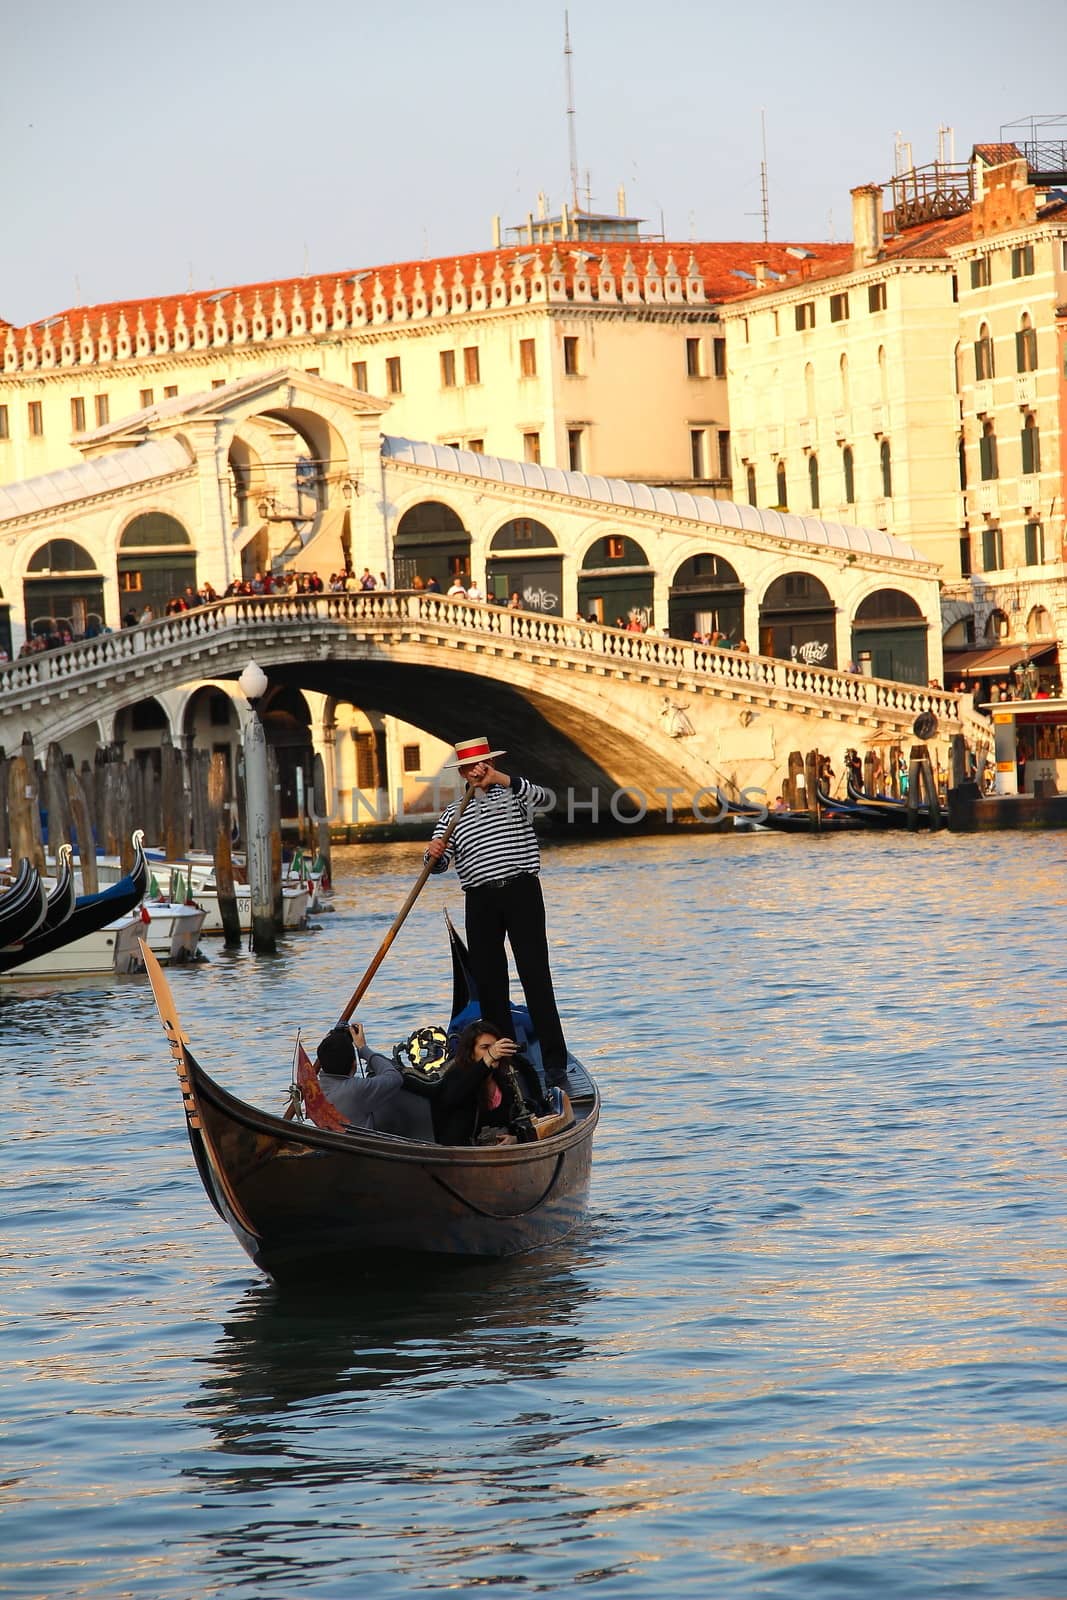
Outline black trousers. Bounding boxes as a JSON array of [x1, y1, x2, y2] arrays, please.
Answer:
[[464, 873, 568, 1082]]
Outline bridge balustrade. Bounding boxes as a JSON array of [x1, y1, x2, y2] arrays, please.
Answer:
[[0, 589, 965, 728]]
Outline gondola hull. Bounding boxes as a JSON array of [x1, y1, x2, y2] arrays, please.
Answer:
[[142, 942, 599, 1278], [183, 1053, 597, 1275]]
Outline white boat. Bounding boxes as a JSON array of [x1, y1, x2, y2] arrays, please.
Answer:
[[9, 918, 140, 976], [95, 855, 311, 933], [115, 902, 207, 970]]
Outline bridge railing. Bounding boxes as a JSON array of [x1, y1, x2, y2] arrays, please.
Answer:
[[0, 589, 965, 727]]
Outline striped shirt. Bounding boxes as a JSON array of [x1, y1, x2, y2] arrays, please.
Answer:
[[428, 777, 550, 889]]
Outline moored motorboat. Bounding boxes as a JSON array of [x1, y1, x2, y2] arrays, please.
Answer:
[[140, 935, 599, 1279], [114, 901, 208, 972], [138, 859, 310, 934]]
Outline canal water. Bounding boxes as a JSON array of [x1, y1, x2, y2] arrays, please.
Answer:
[[1, 829, 1064, 1598]]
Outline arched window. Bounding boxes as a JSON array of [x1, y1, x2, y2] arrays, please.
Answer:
[[489, 518, 557, 551], [486, 517, 562, 611], [958, 435, 967, 491], [953, 342, 963, 395], [1027, 604, 1053, 639], [839, 353, 850, 410], [120, 512, 191, 548], [1016, 314, 1037, 373], [879, 439, 892, 499], [578, 535, 653, 628], [746, 464, 757, 506], [841, 444, 855, 504], [804, 363, 816, 416], [775, 460, 787, 508], [979, 420, 999, 481], [877, 345, 888, 404], [975, 322, 994, 381], [1021, 413, 1041, 474], [808, 454, 820, 510], [28, 538, 97, 572], [25, 538, 104, 639]]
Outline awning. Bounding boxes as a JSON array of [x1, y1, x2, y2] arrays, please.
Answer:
[[943, 639, 1059, 677]]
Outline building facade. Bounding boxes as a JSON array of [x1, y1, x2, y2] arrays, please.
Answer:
[[719, 142, 1067, 690]]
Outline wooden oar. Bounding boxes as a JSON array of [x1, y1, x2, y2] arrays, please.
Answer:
[[335, 783, 475, 1025]]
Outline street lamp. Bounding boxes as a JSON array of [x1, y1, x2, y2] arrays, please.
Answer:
[[239, 659, 269, 703], [239, 660, 274, 951]]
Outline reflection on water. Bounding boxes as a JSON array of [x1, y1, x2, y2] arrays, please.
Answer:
[[196, 1245, 594, 1424], [1, 830, 1065, 1597]]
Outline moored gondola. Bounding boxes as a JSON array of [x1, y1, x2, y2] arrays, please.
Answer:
[[725, 797, 871, 834], [0, 834, 149, 975], [845, 775, 930, 823], [814, 784, 903, 828], [140, 936, 600, 1279], [37, 845, 77, 935], [0, 859, 49, 949]]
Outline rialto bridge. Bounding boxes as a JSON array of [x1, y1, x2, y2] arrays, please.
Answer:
[[0, 367, 989, 818], [0, 593, 984, 823]]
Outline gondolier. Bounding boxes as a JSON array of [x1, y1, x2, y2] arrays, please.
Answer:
[[425, 736, 569, 1091]]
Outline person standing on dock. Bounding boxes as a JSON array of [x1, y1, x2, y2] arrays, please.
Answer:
[[425, 736, 570, 1092]]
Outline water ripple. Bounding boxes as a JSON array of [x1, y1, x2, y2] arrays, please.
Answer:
[[1, 831, 1065, 1596]]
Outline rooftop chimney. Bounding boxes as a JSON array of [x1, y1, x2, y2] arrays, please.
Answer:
[[851, 183, 884, 268], [753, 260, 768, 287]]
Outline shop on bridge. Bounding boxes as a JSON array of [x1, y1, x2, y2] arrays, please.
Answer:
[[668, 552, 744, 643], [578, 535, 654, 627], [758, 571, 837, 668], [117, 513, 198, 622], [23, 538, 106, 644], [393, 502, 471, 592], [486, 518, 563, 614], [850, 588, 929, 684]]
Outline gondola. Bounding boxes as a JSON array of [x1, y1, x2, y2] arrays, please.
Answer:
[[814, 785, 903, 828], [0, 859, 49, 949], [140, 924, 600, 1279], [845, 776, 930, 822], [0, 834, 149, 975], [725, 798, 870, 834], [37, 845, 77, 935]]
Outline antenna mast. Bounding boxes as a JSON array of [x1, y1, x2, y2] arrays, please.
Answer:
[[564, 11, 580, 215], [759, 109, 770, 244]]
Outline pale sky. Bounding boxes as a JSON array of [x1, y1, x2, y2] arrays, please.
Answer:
[[4, 0, 1064, 328]]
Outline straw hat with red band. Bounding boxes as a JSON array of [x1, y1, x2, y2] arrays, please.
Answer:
[[445, 735, 506, 768]]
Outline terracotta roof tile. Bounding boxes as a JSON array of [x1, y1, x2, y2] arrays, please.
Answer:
[[7, 240, 851, 341], [724, 210, 977, 301], [973, 143, 1023, 166]]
